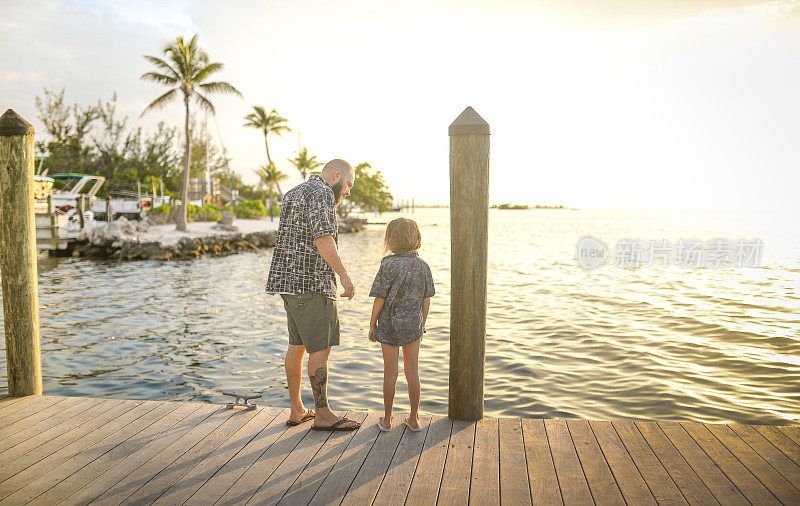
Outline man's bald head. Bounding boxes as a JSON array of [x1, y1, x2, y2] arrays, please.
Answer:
[[320, 158, 355, 206], [321, 159, 353, 177]]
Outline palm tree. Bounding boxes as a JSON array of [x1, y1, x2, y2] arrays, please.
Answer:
[[256, 165, 289, 221], [141, 34, 241, 231], [288, 147, 323, 181], [243, 106, 290, 170]]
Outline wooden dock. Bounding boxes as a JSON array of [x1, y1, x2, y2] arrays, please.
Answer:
[[0, 395, 798, 505]]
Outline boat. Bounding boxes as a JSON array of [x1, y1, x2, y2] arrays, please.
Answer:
[[34, 173, 107, 253]]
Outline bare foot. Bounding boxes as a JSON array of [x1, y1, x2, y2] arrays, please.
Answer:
[[404, 416, 420, 430], [379, 416, 392, 430]]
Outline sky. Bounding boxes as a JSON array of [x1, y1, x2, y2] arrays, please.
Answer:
[[1, 0, 798, 213]]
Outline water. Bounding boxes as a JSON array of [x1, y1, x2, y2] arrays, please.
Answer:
[[1, 208, 798, 425]]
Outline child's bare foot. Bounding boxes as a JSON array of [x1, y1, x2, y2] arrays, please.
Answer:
[[378, 416, 392, 431]]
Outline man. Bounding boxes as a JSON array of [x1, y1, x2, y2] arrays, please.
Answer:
[[265, 158, 361, 430]]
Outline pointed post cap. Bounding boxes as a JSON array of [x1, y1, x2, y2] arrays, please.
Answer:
[[449, 106, 490, 136], [0, 109, 34, 136]]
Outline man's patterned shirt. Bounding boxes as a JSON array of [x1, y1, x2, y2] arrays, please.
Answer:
[[265, 174, 338, 299]]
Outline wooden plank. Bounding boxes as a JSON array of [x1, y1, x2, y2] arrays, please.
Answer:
[[215, 410, 318, 505], [405, 416, 453, 505], [777, 426, 800, 447], [589, 421, 654, 505], [30, 402, 201, 505], [0, 395, 68, 420], [278, 412, 371, 506], [2, 400, 177, 504], [703, 423, 800, 504], [245, 418, 336, 505], [521, 418, 562, 505], [657, 422, 747, 505], [152, 407, 283, 505], [730, 424, 800, 485], [120, 405, 262, 503], [340, 416, 407, 505], [59, 403, 221, 506], [437, 419, 476, 505], [0, 396, 98, 454], [567, 419, 624, 505], [753, 424, 800, 466], [0, 396, 73, 438], [183, 408, 292, 505], [0, 398, 134, 484], [0, 395, 40, 419], [253, 412, 365, 505], [612, 420, 687, 505], [634, 421, 717, 505], [371, 415, 432, 505], [307, 413, 382, 506], [87, 405, 236, 505], [680, 422, 780, 505], [497, 417, 531, 505], [0, 399, 148, 500], [545, 418, 592, 505], [470, 416, 500, 505]]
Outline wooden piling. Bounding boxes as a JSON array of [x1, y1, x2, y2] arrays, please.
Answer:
[[0, 109, 43, 396], [77, 196, 85, 229], [448, 106, 490, 421], [47, 194, 57, 249]]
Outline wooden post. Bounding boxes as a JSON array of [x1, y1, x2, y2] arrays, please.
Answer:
[[448, 106, 490, 421], [106, 195, 112, 222], [47, 194, 57, 250], [77, 196, 85, 229], [0, 109, 43, 396]]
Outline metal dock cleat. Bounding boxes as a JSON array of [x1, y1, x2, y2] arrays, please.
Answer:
[[222, 391, 262, 410]]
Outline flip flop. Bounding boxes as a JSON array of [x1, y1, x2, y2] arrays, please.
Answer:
[[377, 417, 391, 432], [285, 409, 315, 426], [312, 417, 361, 431], [403, 417, 422, 432]]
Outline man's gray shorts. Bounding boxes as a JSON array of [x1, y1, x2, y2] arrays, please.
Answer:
[[281, 293, 340, 353]]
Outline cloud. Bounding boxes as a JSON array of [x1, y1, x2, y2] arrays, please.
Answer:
[[24, 72, 42, 83], [3, 71, 22, 82]]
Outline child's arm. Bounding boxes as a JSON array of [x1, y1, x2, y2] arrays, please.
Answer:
[[422, 297, 431, 334], [368, 297, 385, 341]]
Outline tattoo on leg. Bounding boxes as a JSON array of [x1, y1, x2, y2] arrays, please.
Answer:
[[310, 367, 328, 408]]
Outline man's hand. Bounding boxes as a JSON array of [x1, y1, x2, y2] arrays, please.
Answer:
[[368, 326, 376, 342], [340, 275, 355, 300]]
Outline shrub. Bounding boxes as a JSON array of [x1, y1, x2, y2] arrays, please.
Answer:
[[233, 200, 268, 219], [146, 204, 176, 225], [188, 204, 223, 222]]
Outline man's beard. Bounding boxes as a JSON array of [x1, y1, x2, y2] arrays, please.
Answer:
[[332, 180, 344, 205]]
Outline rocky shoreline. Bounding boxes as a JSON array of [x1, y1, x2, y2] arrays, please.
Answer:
[[69, 216, 367, 261]]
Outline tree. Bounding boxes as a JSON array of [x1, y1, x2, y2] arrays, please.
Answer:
[[141, 34, 241, 231], [288, 146, 322, 181], [338, 162, 393, 217], [256, 164, 289, 220], [243, 106, 290, 169], [34, 87, 98, 174]]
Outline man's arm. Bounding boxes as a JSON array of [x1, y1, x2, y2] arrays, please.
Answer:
[[314, 234, 355, 299]]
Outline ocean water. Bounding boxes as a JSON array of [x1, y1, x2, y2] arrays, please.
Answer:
[[1, 208, 798, 424]]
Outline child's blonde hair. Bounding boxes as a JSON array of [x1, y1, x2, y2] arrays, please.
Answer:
[[383, 217, 421, 254]]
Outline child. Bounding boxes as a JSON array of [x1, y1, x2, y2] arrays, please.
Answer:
[[368, 217, 435, 431]]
